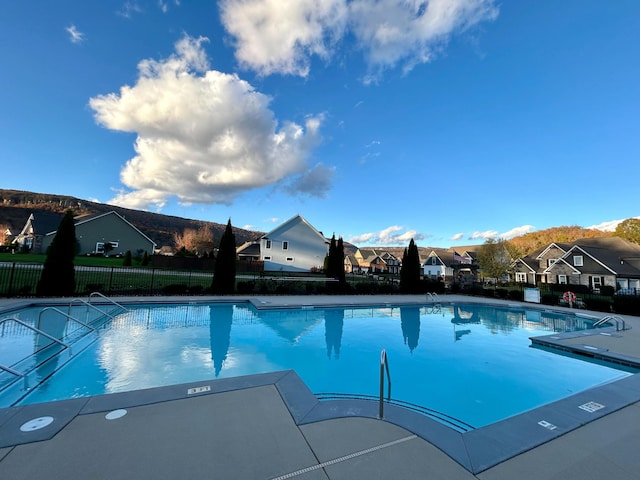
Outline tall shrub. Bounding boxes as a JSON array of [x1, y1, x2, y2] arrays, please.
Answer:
[[400, 239, 421, 293], [211, 219, 236, 294], [36, 210, 76, 296]]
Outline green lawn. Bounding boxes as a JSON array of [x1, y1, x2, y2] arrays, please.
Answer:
[[0, 253, 137, 268]]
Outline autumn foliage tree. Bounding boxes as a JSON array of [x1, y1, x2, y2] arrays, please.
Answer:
[[507, 226, 610, 257], [614, 218, 640, 245], [174, 225, 215, 256], [477, 238, 512, 285]]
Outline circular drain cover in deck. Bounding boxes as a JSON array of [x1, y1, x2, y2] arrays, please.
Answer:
[[20, 416, 54, 432], [105, 409, 127, 420]]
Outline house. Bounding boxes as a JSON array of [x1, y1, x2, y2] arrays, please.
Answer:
[[12, 211, 64, 253], [344, 254, 360, 274], [350, 248, 400, 274], [353, 248, 377, 273], [511, 237, 640, 293], [422, 248, 477, 283], [16, 210, 156, 256], [259, 215, 329, 272], [236, 240, 261, 262]]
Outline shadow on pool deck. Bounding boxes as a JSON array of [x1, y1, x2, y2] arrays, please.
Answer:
[[1, 294, 639, 479]]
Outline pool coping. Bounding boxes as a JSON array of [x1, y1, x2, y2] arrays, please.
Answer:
[[1, 296, 639, 474], [1, 369, 639, 474]]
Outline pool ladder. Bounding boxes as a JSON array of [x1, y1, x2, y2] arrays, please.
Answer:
[[0, 293, 127, 395], [426, 292, 442, 313], [378, 349, 391, 419], [593, 315, 626, 331]]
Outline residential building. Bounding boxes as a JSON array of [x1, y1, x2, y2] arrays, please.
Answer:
[[511, 237, 640, 293], [259, 215, 329, 272]]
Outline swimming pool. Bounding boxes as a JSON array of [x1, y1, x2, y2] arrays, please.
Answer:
[[0, 301, 633, 429]]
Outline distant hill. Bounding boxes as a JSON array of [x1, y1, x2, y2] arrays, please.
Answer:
[[507, 226, 612, 257], [0, 189, 262, 249]]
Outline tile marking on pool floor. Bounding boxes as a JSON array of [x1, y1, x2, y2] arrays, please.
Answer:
[[270, 434, 418, 479]]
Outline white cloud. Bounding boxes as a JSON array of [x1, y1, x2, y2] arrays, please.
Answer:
[[284, 163, 335, 197], [349, 225, 425, 246], [66, 25, 85, 44], [587, 217, 640, 232], [350, 0, 498, 79], [90, 35, 327, 211], [450, 233, 464, 241], [220, 0, 349, 77], [219, 0, 498, 78], [117, 1, 143, 18], [499, 224, 535, 239], [241, 224, 256, 231], [469, 230, 498, 240], [468, 224, 535, 241]]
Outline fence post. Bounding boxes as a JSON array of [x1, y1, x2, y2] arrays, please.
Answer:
[[8, 262, 16, 297], [108, 267, 114, 296], [150, 268, 156, 295]]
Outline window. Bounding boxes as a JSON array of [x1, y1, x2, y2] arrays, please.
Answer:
[[515, 272, 527, 283], [558, 275, 567, 284], [265, 240, 271, 249], [263, 256, 271, 260], [573, 255, 583, 267], [547, 259, 556, 267], [282, 241, 288, 250], [286, 257, 294, 262]]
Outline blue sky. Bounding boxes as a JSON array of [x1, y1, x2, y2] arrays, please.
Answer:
[[1, 1, 638, 248]]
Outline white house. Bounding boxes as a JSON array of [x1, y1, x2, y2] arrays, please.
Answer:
[[260, 215, 329, 272]]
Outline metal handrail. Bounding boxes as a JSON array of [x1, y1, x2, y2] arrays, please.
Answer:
[[593, 315, 626, 331], [0, 317, 69, 348], [426, 292, 438, 302], [68, 298, 118, 320], [89, 292, 128, 312], [0, 363, 23, 377], [39, 307, 96, 331], [379, 349, 392, 419]]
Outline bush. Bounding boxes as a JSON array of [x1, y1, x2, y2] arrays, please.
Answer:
[[507, 290, 524, 301], [162, 283, 188, 295], [613, 296, 640, 315], [541, 294, 557, 305], [583, 298, 612, 312], [123, 251, 132, 267], [599, 285, 615, 296], [495, 288, 509, 299]]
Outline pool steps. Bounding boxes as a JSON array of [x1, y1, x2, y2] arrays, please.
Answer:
[[0, 294, 126, 406]]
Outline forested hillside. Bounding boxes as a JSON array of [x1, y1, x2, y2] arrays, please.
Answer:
[[0, 189, 261, 249]]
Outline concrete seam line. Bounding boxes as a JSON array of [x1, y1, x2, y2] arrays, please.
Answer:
[[270, 434, 418, 480]]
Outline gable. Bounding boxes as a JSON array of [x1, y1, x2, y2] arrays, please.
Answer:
[[262, 215, 327, 245]]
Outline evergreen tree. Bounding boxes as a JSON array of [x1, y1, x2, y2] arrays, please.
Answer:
[[400, 239, 421, 293], [336, 237, 346, 284], [36, 210, 76, 296], [325, 235, 338, 278], [141, 250, 150, 266], [123, 250, 132, 266], [211, 219, 237, 294]]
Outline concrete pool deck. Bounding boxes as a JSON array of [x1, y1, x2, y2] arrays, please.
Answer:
[[0, 294, 639, 479]]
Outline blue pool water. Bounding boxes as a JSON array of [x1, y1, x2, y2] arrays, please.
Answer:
[[0, 302, 633, 428]]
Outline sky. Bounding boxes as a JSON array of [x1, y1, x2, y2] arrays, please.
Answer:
[[1, 1, 639, 248]]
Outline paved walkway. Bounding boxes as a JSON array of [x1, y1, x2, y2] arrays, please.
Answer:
[[0, 295, 639, 479]]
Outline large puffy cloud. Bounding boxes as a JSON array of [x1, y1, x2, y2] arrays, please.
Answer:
[[219, 0, 498, 78], [90, 36, 325, 210]]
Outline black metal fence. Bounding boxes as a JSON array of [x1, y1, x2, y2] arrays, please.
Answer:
[[0, 262, 216, 298]]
